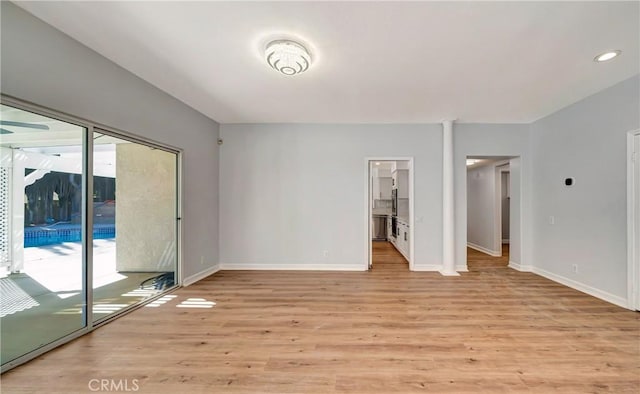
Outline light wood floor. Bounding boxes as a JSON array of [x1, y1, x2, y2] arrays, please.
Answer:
[[2, 244, 639, 393]]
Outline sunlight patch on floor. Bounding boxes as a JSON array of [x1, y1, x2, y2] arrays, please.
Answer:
[[144, 294, 177, 308], [23, 240, 127, 296], [176, 298, 215, 308], [93, 303, 128, 314], [121, 288, 160, 298], [0, 279, 40, 317]]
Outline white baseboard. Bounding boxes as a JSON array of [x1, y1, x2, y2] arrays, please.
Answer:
[[532, 266, 629, 309], [455, 264, 469, 272], [467, 242, 501, 257], [411, 264, 443, 272], [220, 263, 365, 271], [508, 261, 532, 272], [182, 265, 220, 286]]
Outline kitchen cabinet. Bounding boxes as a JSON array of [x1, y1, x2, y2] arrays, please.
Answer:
[[392, 218, 410, 262], [386, 216, 393, 241], [372, 176, 392, 200], [393, 169, 409, 198]]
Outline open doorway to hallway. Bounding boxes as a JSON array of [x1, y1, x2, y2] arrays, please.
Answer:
[[367, 159, 412, 271], [466, 156, 518, 271]]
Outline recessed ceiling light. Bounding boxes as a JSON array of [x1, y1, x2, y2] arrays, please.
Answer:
[[466, 159, 477, 166], [594, 50, 621, 62], [375, 162, 381, 165], [265, 40, 311, 76]]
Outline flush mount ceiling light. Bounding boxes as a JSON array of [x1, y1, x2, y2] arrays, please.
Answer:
[[594, 50, 621, 62], [265, 39, 311, 76]]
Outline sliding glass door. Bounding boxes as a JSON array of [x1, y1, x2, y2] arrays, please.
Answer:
[[91, 131, 178, 322], [1, 100, 180, 370], [0, 104, 87, 364]]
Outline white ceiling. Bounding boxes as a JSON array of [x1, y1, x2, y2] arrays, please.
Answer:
[[14, 1, 640, 124]]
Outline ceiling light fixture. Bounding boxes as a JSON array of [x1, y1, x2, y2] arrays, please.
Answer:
[[594, 50, 621, 62], [265, 39, 311, 76], [466, 159, 478, 166]]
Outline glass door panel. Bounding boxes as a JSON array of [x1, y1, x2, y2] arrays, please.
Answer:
[[0, 104, 86, 365], [92, 131, 177, 322]]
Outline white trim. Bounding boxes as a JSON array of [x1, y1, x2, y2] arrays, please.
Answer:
[[455, 264, 469, 272], [365, 159, 371, 270], [508, 261, 532, 272], [441, 120, 458, 276], [627, 129, 640, 310], [409, 159, 415, 271], [494, 163, 510, 257], [365, 157, 414, 271], [532, 266, 629, 309], [183, 265, 220, 286], [467, 242, 501, 257], [220, 263, 364, 271], [412, 264, 444, 272], [176, 150, 184, 291]]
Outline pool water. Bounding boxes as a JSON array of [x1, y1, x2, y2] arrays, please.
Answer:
[[24, 224, 115, 247]]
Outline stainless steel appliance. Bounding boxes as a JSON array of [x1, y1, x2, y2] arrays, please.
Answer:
[[391, 188, 398, 216], [372, 215, 387, 241], [391, 216, 397, 238]]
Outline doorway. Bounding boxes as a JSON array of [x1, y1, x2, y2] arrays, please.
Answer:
[[628, 130, 640, 311], [500, 166, 511, 259], [365, 157, 413, 271], [466, 156, 519, 270]]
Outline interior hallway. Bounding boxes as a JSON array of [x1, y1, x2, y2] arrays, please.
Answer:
[[467, 244, 510, 271], [1, 244, 638, 393]]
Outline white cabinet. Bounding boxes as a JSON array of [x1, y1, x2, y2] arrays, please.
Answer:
[[373, 176, 392, 200], [386, 216, 393, 241], [393, 169, 409, 198], [392, 218, 410, 262]]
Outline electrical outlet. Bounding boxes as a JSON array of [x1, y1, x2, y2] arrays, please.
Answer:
[[323, 250, 329, 258], [572, 264, 578, 273], [200, 256, 205, 266], [549, 216, 555, 225]]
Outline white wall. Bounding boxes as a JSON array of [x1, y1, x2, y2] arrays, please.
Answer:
[[0, 2, 220, 282], [509, 157, 522, 268], [467, 163, 500, 255], [454, 124, 531, 270], [220, 122, 531, 272], [531, 74, 640, 306], [219, 123, 443, 270]]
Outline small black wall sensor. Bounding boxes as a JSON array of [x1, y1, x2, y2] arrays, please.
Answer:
[[564, 177, 574, 187]]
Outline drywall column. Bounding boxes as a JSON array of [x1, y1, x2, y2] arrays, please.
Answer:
[[116, 143, 176, 272], [441, 120, 459, 276]]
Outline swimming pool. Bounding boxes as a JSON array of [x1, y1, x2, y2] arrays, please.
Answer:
[[24, 224, 115, 247]]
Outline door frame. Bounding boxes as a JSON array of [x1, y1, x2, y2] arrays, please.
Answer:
[[627, 129, 640, 310], [364, 157, 414, 270], [496, 164, 510, 256], [464, 156, 523, 268]]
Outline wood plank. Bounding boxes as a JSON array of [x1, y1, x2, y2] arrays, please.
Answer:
[[1, 243, 638, 393]]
